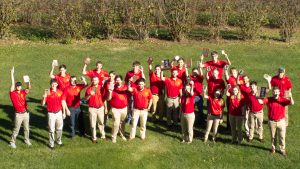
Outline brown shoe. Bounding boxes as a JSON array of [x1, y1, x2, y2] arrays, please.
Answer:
[[92, 140, 98, 144], [247, 138, 253, 143], [270, 149, 275, 155]]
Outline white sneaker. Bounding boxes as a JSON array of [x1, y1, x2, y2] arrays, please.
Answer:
[[9, 142, 17, 149], [121, 136, 127, 141], [112, 139, 116, 143], [25, 141, 32, 146]]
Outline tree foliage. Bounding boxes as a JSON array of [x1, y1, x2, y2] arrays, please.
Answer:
[[0, 0, 17, 38]]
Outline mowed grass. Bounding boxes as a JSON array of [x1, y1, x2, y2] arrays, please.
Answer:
[[0, 39, 299, 169]]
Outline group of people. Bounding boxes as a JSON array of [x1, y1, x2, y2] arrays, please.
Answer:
[[8, 50, 294, 156]]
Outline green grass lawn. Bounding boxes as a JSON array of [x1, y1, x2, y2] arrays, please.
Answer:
[[0, 39, 299, 169]]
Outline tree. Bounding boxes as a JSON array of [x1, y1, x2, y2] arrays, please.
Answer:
[[0, 0, 17, 38], [237, 0, 268, 40], [158, 0, 199, 42]]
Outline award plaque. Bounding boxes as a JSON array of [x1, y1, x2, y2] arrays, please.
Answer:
[[84, 57, 91, 64], [23, 75, 30, 83], [161, 59, 170, 70], [52, 60, 58, 67], [259, 87, 267, 98], [132, 75, 139, 83], [202, 48, 210, 57], [224, 65, 229, 70], [147, 57, 153, 64], [239, 69, 244, 75]]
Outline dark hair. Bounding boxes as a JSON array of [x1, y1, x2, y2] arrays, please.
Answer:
[[50, 79, 58, 85], [59, 64, 67, 69], [115, 75, 123, 81], [71, 76, 76, 79], [92, 76, 99, 80], [211, 51, 218, 56], [230, 67, 237, 71], [132, 61, 141, 66], [177, 57, 184, 62], [136, 78, 146, 83], [192, 67, 198, 71], [155, 64, 161, 69], [273, 86, 280, 91], [109, 71, 116, 75], [171, 68, 178, 72], [96, 61, 102, 66], [15, 82, 22, 87], [250, 81, 257, 86]]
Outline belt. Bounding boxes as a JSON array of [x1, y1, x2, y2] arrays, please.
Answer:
[[270, 118, 284, 122], [15, 111, 27, 114], [252, 111, 262, 114], [135, 108, 147, 110], [167, 96, 178, 99], [49, 110, 61, 114], [210, 114, 221, 117], [90, 106, 102, 109]]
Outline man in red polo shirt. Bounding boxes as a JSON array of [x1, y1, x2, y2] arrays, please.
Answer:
[[266, 67, 292, 126], [42, 79, 69, 149], [128, 78, 152, 140], [201, 51, 231, 79], [263, 87, 294, 156], [190, 66, 204, 125], [50, 63, 71, 91], [161, 69, 183, 127], [148, 62, 165, 121], [82, 60, 109, 86], [125, 61, 145, 124], [107, 75, 129, 143], [63, 76, 87, 138], [170, 57, 187, 81], [9, 67, 32, 149], [85, 76, 107, 143], [247, 81, 264, 143]]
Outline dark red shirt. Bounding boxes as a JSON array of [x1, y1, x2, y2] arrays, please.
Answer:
[[63, 84, 86, 107], [109, 84, 129, 109], [271, 75, 292, 97], [10, 90, 28, 113], [86, 69, 109, 86], [45, 89, 64, 112], [149, 71, 164, 95], [207, 78, 225, 97], [181, 94, 195, 114], [228, 96, 244, 116], [85, 85, 104, 108], [171, 65, 187, 81], [131, 87, 152, 109], [164, 77, 183, 98], [240, 84, 251, 105], [264, 97, 291, 121], [248, 93, 263, 112], [203, 60, 228, 79], [227, 76, 244, 92], [190, 74, 204, 96]]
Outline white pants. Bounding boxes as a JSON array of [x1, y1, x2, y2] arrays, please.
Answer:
[[48, 111, 63, 147], [130, 109, 148, 139]]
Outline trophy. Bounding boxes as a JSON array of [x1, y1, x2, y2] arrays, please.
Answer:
[[239, 69, 244, 75], [174, 55, 180, 61], [147, 57, 153, 64], [23, 75, 30, 83], [202, 48, 210, 57], [259, 87, 267, 98], [263, 74, 271, 81], [224, 65, 229, 70], [161, 59, 170, 70], [52, 60, 58, 67], [84, 57, 91, 64], [221, 50, 226, 55]]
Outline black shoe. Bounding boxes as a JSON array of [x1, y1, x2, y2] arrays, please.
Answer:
[[58, 143, 64, 147], [48, 145, 54, 150], [259, 139, 264, 143]]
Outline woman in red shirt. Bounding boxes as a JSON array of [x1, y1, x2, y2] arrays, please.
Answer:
[[226, 85, 244, 144], [180, 81, 195, 144], [203, 88, 225, 143]]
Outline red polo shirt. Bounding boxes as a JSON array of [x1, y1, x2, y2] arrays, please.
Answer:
[[227, 76, 244, 92], [248, 93, 263, 112], [271, 75, 292, 97], [102, 79, 116, 100], [45, 89, 64, 112], [63, 84, 86, 107], [54, 73, 71, 91], [208, 96, 224, 116], [190, 74, 204, 96], [207, 78, 225, 97], [86, 69, 109, 86], [203, 60, 228, 79], [125, 70, 143, 88], [131, 87, 152, 109], [181, 94, 195, 114], [149, 71, 164, 95], [171, 65, 186, 81], [10, 90, 28, 113], [264, 97, 291, 121], [164, 77, 183, 98], [109, 84, 129, 109], [240, 84, 251, 105], [228, 96, 244, 116], [85, 85, 104, 108]]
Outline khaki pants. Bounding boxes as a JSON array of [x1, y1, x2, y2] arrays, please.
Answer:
[[204, 114, 222, 141], [10, 112, 30, 144], [181, 113, 195, 142], [269, 119, 286, 152], [88, 107, 105, 140], [111, 107, 127, 142], [166, 97, 180, 125], [249, 111, 264, 140], [48, 111, 63, 147], [285, 106, 289, 126], [130, 109, 148, 139], [243, 106, 250, 136], [229, 114, 243, 143], [151, 94, 164, 120]]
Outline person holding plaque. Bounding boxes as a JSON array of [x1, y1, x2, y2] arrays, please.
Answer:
[[171, 57, 187, 81], [82, 59, 109, 86], [9, 67, 32, 149], [263, 87, 294, 156], [247, 81, 264, 143], [49, 63, 71, 91]]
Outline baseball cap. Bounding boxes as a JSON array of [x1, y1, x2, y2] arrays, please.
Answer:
[[15, 82, 22, 87]]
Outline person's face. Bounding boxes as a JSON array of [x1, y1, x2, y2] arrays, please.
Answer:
[[109, 73, 116, 80], [92, 77, 99, 86], [60, 68, 66, 74], [214, 91, 221, 98], [192, 69, 199, 76], [212, 54, 218, 61], [96, 63, 102, 69], [232, 87, 239, 96], [213, 69, 219, 79], [178, 60, 184, 68], [155, 67, 161, 74], [172, 70, 178, 78], [243, 76, 249, 83], [133, 65, 140, 73], [16, 86, 22, 91], [279, 71, 285, 78], [138, 81, 145, 90], [51, 82, 58, 89], [273, 89, 280, 97], [251, 84, 257, 92], [231, 69, 238, 77], [70, 78, 77, 86], [115, 77, 122, 86]]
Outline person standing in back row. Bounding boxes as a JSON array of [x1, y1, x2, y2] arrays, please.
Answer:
[[49, 64, 71, 91]]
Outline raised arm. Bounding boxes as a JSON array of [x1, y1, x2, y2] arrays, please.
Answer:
[[225, 66, 229, 81], [225, 84, 231, 97], [206, 67, 210, 80], [224, 52, 231, 65], [42, 90, 48, 106], [160, 71, 166, 81], [203, 86, 208, 99], [49, 62, 56, 78], [140, 66, 145, 79], [82, 63, 88, 75], [10, 67, 15, 92]]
